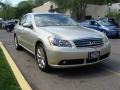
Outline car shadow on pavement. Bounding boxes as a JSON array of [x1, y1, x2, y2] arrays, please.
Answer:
[[48, 63, 110, 79]]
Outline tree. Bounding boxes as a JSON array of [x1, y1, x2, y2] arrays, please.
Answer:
[[15, 1, 33, 18], [0, 2, 5, 8], [0, 0, 35, 19], [0, 0, 15, 20], [34, 0, 44, 6], [34, 0, 50, 7]]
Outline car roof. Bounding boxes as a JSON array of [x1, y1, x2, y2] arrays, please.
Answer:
[[27, 12, 62, 16]]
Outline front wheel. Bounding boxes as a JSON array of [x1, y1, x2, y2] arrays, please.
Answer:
[[6, 27, 10, 32], [35, 43, 50, 72]]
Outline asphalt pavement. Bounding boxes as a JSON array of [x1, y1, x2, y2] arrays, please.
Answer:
[[0, 30, 120, 90]]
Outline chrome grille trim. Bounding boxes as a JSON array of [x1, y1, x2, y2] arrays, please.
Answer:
[[73, 38, 103, 47]]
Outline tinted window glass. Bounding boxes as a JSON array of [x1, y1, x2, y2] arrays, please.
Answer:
[[34, 14, 77, 27], [26, 15, 32, 24], [19, 15, 27, 25]]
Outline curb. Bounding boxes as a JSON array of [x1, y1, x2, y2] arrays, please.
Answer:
[[0, 42, 32, 90]]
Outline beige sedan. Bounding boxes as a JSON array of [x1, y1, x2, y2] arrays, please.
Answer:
[[14, 13, 111, 72]]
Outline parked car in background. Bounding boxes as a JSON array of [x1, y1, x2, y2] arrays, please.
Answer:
[[2, 20, 18, 32], [80, 20, 120, 38], [99, 18, 119, 27], [0, 18, 3, 27], [14, 13, 111, 72]]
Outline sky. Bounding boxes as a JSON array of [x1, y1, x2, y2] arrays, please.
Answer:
[[10, 0, 25, 6], [2, 0, 27, 6]]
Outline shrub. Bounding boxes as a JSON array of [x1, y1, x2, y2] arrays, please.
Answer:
[[106, 11, 120, 25]]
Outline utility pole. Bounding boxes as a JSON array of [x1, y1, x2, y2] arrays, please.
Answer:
[[108, 3, 112, 18]]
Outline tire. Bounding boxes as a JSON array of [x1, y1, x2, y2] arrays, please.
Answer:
[[6, 27, 10, 32], [14, 35, 22, 50], [35, 43, 50, 72]]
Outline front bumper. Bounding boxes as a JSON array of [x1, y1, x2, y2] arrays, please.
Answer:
[[46, 42, 111, 68]]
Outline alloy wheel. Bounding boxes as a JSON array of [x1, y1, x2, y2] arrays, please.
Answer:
[[37, 47, 46, 69]]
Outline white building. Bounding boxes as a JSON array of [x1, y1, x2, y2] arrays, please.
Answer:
[[32, 1, 71, 16], [32, 1, 120, 19], [110, 3, 120, 12], [86, 4, 108, 19], [32, 1, 57, 12]]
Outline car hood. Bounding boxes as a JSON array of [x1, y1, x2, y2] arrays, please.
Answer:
[[39, 26, 103, 40]]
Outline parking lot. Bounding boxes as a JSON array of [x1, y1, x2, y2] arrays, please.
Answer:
[[0, 30, 120, 90]]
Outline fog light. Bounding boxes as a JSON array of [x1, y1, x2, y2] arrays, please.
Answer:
[[63, 61, 67, 64]]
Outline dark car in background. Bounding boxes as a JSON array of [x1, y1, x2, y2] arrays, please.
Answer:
[[80, 20, 120, 38], [99, 18, 119, 27], [2, 20, 18, 32]]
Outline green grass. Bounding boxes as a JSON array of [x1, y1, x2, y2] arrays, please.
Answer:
[[0, 48, 21, 90]]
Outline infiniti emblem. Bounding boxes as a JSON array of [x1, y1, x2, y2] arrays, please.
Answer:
[[89, 41, 96, 45]]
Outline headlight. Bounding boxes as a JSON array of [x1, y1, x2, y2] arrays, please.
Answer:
[[48, 37, 72, 47]]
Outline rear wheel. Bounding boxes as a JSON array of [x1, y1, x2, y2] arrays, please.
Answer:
[[35, 43, 50, 72], [6, 27, 10, 32], [14, 35, 22, 50]]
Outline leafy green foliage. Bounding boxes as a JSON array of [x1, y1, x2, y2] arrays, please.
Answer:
[[34, 0, 44, 6], [15, 1, 33, 18], [106, 11, 120, 25]]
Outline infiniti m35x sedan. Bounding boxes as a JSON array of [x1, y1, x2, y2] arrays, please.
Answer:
[[14, 13, 111, 72]]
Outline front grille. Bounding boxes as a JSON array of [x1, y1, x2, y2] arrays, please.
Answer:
[[73, 38, 103, 47]]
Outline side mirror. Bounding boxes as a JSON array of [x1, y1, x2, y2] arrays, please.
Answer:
[[15, 21, 18, 24], [23, 23, 33, 29]]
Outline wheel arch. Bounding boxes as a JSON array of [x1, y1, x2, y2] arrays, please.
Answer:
[[14, 33, 16, 37], [35, 40, 45, 52]]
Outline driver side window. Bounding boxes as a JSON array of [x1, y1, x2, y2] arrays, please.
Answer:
[[25, 15, 32, 25], [19, 15, 27, 26]]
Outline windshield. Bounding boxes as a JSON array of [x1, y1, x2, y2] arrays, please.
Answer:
[[34, 14, 77, 27], [98, 21, 113, 26]]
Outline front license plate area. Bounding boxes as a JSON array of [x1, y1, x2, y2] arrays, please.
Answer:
[[89, 51, 100, 59]]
